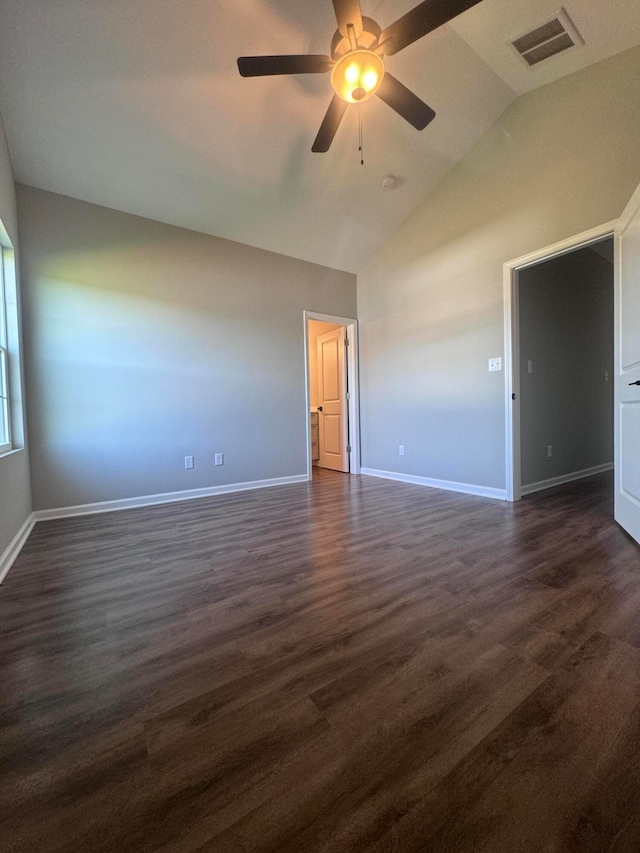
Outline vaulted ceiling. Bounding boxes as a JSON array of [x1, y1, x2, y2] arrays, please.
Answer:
[[1, 0, 639, 272]]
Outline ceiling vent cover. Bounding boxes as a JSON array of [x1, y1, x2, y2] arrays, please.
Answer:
[[510, 9, 584, 67]]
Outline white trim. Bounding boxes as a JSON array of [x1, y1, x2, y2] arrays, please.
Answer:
[[361, 468, 507, 501], [303, 311, 361, 478], [0, 512, 35, 585], [33, 475, 308, 522], [303, 311, 356, 326], [346, 321, 361, 475], [503, 220, 617, 502], [615, 182, 640, 236], [0, 447, 23, 461], [520, 463, 613, 496], [503, 262, 519, 502], [0, 246, 12, 453]]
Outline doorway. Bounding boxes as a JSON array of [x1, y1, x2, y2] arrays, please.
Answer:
[[304, 311, 360, 479], [504, 224, 616, 501], [518, 239, 614, 496]]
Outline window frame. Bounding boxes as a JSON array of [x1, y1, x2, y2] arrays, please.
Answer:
[[0, 251, 11, 454]]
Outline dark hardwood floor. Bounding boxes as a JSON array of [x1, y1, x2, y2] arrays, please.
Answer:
[[2, 469, 640, 852]]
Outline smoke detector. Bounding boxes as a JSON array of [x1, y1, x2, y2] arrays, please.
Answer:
[[510, 9, 584, 67], [382, 176, 397, 192]]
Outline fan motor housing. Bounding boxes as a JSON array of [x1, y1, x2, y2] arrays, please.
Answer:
[[331, 16, 381, 60]]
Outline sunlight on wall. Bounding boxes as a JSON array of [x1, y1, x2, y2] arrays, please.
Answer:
[[19, 185, 357, 509]]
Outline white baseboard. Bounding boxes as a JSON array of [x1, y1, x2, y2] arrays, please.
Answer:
[[0, 512, 35, 585], [520, 462, 613, 496], [33, 474, 309, 522], [360, 468, 507, 501]]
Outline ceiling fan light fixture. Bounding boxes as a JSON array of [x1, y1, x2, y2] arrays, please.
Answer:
[[331, 49, 384, 103], [238, 0, 481, 152]]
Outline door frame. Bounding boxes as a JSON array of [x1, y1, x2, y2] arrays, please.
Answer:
[[303, 311, 360, 479], [503, 220, 617, 501]]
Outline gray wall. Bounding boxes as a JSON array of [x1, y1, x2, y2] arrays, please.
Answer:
[[519, 246, 613, 487], [0, 112, 31, 559], [17, 186, 356, 510], [358, 47, 640, 492]]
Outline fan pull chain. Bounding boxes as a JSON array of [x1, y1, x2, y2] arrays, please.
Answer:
[[358, 102, 364, 166]]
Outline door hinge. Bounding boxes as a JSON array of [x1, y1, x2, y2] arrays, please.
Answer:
[[344, 336, 349, 346], [346, 392, 351, 401], [512, 393, 516, 400], [347, 445, 352, 453]]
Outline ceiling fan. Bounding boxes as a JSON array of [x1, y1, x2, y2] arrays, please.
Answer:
[[237, 0, 483, 152]]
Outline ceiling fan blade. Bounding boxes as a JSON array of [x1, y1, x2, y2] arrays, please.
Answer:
[[237, 55, 333, 77], [311, 95, 349, 153], [377, 0, 483, 56], [376, 73, 435, 130], [332, 0, 364, 39]]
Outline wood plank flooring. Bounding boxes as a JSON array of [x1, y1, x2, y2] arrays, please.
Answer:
[[1, 469, 640, 852]]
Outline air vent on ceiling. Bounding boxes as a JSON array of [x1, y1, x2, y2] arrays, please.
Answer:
[[510, 9, 584, 67]]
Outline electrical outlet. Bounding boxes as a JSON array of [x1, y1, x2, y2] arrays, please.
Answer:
[[547, 445, 552, 458], [184, 455, 194, 469], [605, 370, 609, 382], [488, 357, 502, 372], [214, 453, 224, 466], [399, 444, 405, 456], [528, 360, 533, 374]]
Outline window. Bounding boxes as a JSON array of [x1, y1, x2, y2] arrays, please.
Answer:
[[0, 232, 23, 456], [0, 251, 11, 453]]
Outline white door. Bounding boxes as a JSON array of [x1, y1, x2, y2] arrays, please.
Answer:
[[615, 183, 640, 543], [317, 328, 349, 472]]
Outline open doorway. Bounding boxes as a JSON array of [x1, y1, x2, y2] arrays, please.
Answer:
[[506, 234, 614, 501], [304, 311, 360, 479]]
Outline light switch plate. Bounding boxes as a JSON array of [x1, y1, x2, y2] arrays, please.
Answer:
[[488, 357, 502, 372]]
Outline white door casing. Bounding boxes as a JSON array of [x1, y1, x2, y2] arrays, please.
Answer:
[[303, 311, 359, 480], [317, 327, 349, 472], [503, 219, 618, 502], [614, 183, 640, 544]]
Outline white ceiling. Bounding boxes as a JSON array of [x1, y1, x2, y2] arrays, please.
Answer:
[[0, 0, 639, 273]]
